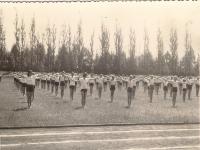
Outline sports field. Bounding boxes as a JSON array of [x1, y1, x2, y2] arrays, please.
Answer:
[[0, 76, 199, 127]]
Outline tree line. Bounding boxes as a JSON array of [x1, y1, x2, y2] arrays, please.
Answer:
[[0, 14, 199, 76]]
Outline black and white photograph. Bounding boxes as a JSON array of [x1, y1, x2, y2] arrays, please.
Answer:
[[0, 1, 199, 149]]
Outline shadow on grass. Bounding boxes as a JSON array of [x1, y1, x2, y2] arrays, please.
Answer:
[[18, 101, 27, 103], [74, 106, 83, 110], [13, 107, 28, 111], [124, 106, 130, 109]]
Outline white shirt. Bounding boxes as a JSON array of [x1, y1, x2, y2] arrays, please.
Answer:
[[163, 80, 168, 86], [127, 79, 133, 88], [21, 78, 26, 84], [149, 79, 154, 86], [172, 81, 179, 88], [110, 79, 116, 86], [55, 76, 60, 83], [182, 82, 187, 89], [60, 76, 65, 82], [26, 76, 35, 86], [194, 79, 200, 85], [80, 78, 88, 89], [132, 79, 137, 86], [45, 76, 49, 81], [97, 77, 104, 87], [187, 79, 193, 85], [69, 76, 76, 86]]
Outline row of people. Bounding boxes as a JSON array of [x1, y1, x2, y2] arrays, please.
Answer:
[[13, 71, 200, 109], [34, 72, 200, 108]]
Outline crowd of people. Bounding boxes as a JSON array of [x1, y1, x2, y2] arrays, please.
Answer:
[[9, 70, 200, 109]]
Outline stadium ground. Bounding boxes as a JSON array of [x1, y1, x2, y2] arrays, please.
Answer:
[[0, 124, 200, 150], [0, 77, 199, 127]]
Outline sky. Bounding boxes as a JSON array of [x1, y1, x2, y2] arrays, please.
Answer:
[[0, 1, 200, 58]]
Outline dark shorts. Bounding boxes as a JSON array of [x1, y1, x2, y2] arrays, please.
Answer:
[[60, 81, 65, 86], [89, 83, 94, 86], [110, 85, 115, 91], [104, 82, 107, 85], [149, 85, 154, 90], [55, 82, 59, 86], [173, 87, 177, 92], [22, 83, 26, 88], [168, 83, 172, 88], [47, 80, 50, 84], [183, 88, 187, 91], [70, 85, 75, 90], [26, 85, 35, 92], [163, 86, 168, 91], [127, 87, 133, 92], [187, 85, 192, 90], [143, 82, 147, 85], [81, 89, 87, 93]]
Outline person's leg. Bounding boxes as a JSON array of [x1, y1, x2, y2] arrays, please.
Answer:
[[52, 83, 54, 93], [156, 85, 159, 95], [127, 91, 130, 107], [188, 88, 191, 100], [81, 90, 87, 107], [84, 90, 87, 107], [196, 85, 199, 97], [48, 82, 50, 91], [56, 85, 58, 96], [26, 91, 29, 108], [149, 88, 153, 103], [183, 89, 186, 102], [175, 91, 177, 106], [98, 87, 101, 99], [164, 90, 166, 100], [170, 86, 173, 97], [129, 89, 133, 107], [90, 85, 92, 96], [27, 91, 31, 108], [104, 83, 106, 92], [172, 92, 175, 107], [61, 86, 64, 98], [132, 87, 136, 99], [111, 90, 114, 102], [81, 90, 84, 107], [23, 86, 25, 96], [69, 87, 73, 101], [172, 91, 177, 107]]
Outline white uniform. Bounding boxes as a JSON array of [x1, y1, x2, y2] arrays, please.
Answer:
[[182, 81, 187, 89], [127, 79, 134, 88], [110, 79, 116, 86], [69, 76, 76, 86], [97, 77, 104, 87], [80, 78, 88, 90], [55, 76, 60, 83], [60, 76, 65, 82], [26, 76, 35, 86], [172, 81, 179, 88]]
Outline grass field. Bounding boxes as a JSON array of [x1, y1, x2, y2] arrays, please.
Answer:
[[0, 77, 199, 127]]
